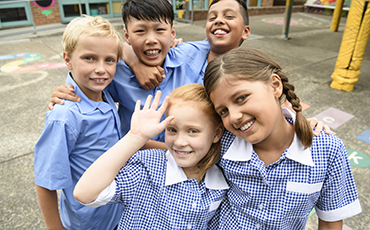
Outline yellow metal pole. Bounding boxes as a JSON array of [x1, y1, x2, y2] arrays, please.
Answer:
[[330, 0, 370, 91], [330, 0, 344, 31]]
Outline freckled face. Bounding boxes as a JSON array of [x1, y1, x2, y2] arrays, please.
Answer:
[[165, 104, 219, 171]]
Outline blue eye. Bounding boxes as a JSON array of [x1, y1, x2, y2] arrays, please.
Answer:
[[106, 58, 115, 63], [85, 56, 92, 61]]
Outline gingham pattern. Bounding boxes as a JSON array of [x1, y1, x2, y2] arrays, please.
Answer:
[[211, 123, 360, 230], [109, 149, 227, 230]]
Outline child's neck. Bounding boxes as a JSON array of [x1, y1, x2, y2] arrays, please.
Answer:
[[207, 50, 223, 63], [253, 116, 295, 166], [183, 166, 202, 184]]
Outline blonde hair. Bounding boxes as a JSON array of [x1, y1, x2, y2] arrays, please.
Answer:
[[167, 84, 223, 181], [62, 15, 123, 59], [204, 47, 312, 149]]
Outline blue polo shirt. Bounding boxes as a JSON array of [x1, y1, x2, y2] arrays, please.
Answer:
[[209, 108, 362, 229], [108, 40, 209, 141], [86, 150, 229, 230], [34, 73, 123, 230]]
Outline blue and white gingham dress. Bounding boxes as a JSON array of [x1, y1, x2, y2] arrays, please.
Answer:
[[209, 108, 361, 230], [87, 150, 229, 230]]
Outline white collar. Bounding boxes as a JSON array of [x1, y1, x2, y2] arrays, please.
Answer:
[[165, 151, 229, 189], [223, 108, 314, 166]]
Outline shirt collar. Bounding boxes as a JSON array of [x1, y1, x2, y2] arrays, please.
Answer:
[[165, 151, 229, 190], [66, 73, 113, 114], [223, 107, 314, 166]]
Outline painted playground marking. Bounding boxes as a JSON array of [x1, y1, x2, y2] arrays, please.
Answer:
[[356, 129, 370, 145], [0, 53, 65, 73], [313, 107, 354, 129], [0, 53, 65, 92], [347, 149, 370, 168]]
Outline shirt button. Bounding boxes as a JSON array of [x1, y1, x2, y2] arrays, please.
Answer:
[[258, 204, 264, 210], [187, 223, 192, 229], [256, 223, 260, 229], [192, 202, 197, 209]]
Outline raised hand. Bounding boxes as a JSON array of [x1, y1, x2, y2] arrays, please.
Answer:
[[129, 91, 174, 140]]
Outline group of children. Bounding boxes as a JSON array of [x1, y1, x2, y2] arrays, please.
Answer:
[[34, 0, 362, 229]]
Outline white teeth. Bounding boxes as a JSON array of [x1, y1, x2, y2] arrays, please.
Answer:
[[145, 50, 159, 56], [240, 120, 254, 131], [92, 79, 105, 82], [175, 150, 191, 155], [214, 29, 227, 35], [214, 29, 222, 35]]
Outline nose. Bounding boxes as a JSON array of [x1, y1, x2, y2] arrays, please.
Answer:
[[229, 107, 243, 126], [174, 133, 188, 148], [95, 61, 106, 75], [214, 17, 225, 26], [145, 31, 158, 45]]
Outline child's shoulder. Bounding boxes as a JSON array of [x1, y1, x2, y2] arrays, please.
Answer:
[[169, 40, 209, 58], [311, 131, 347, 160], [128, 149, 167, 165], [47, 100, 79, 120]]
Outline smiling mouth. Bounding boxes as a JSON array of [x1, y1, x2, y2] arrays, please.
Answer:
[[213, 29, 229, 35], [144, 50, 160, 56], [91, 78, 107, 83], [174, 150, 192, 155], [239, 119, 255, 131]]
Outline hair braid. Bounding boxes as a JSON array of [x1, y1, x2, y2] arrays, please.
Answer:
[[274, 69, 312, 148]]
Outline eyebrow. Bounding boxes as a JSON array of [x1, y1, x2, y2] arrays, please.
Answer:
[[208, 7, 238, 15]]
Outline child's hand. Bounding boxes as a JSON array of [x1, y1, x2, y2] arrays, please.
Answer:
[[132, 65, 165, 90], [48, 84, 81, 110], [170, 38, 183, 48], [308, 118, 334, 136], [129, 91, 174, 140]]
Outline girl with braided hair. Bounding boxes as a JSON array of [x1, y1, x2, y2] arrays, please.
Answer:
[[204, 47, 361, 229]]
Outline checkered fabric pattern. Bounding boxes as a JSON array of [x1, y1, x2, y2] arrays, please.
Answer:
[[109, 149, 227, 230], [210, 125, 360, 230]]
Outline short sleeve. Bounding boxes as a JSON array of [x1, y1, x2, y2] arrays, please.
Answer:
[[315, 137, 362, 221], [34, 116, 77, 190]]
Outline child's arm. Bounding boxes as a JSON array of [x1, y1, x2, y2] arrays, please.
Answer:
[[318, 219, 342, 230], [35, 185, 66, 230], [122, 42, 165, 90], [74, 91, 174, 204], [141, 139, 168, 150]]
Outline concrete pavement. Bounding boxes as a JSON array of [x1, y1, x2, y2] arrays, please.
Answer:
[[0, 12, 369, 229]]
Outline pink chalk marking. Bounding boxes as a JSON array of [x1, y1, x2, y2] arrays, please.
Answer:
[[12, 63, 65, 72]]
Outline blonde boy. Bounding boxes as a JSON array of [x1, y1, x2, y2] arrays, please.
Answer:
[[34, 15, 124, 229]]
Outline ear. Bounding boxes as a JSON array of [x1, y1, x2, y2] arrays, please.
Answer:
[[271, 74, 283, 99], [213, 124, 224, 143], [241, 25, 251, 41], [124, 28, 131, 45], [170, 25, 176, 44], [63, 52, 73, 71]]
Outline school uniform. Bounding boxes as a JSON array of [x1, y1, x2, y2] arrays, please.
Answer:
[[108, 40, 209, 141], [86, 149, 229, 230], [210, 108, 362, 230], [34, 73, 123, 230]]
